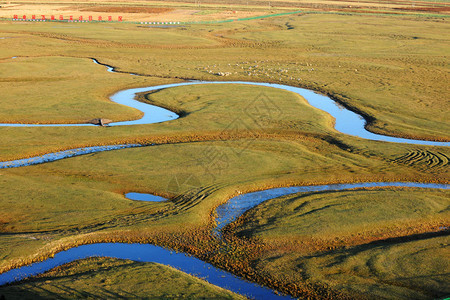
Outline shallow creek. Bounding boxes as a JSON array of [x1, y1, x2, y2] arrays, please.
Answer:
[[0, 59, 448, 299]]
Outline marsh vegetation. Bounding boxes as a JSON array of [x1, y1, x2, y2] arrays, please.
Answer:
[[0, 4, 448, 299]]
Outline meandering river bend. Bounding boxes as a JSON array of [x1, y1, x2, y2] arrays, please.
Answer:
[[0, 58, 448, 299]]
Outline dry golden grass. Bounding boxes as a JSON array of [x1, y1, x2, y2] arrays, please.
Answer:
[[0, 10, 449, 299], [0, 257, 245, 299]]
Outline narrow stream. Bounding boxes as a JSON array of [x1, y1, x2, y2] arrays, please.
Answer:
[[0, 144, 143, 169], [0, 243, 292, 299], [0, 58, 447, 147], [214, 182, 450, 235], [1, 58, 448, 299], [0, 182, 448, 299]]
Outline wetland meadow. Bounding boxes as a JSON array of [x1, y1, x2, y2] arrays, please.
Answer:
[[0, 1, 449, 299]]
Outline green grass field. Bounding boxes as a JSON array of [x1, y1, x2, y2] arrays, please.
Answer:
[[1, 14, 449, 141], [0, 257, 244, 299], [0, 9, 449, 299], [249, 234, 449, 299], [231, 188, 450, 247]]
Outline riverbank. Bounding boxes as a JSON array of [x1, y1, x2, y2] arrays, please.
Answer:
[[1, 12, 449, 299]]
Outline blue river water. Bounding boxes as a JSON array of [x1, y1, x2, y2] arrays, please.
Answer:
[[214, 182, 450, 235], [0, 182, 448, 300], [0, 144, 143, 169], [0, 59, 447, 146], [125, 192, 167, 202], [0, 58, 448, 299], [0, 243, 292, 299]]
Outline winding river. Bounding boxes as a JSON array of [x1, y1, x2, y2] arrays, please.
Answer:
[[1, 59, 448, 147], [0, 58, 448, 299], [0, 182, 448, 299]]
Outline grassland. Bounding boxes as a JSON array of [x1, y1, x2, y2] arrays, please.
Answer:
[[0, 7, 449, 300], [1, 14, 449, 142], [231, 188, 450, 250], [0, 257, 244, 299], [243, 232, 450, 299], [1, 0, 449, 18]]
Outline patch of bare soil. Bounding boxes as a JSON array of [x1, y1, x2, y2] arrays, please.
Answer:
[[79, 6, 174, 14], [393, 6, 450, 12]]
